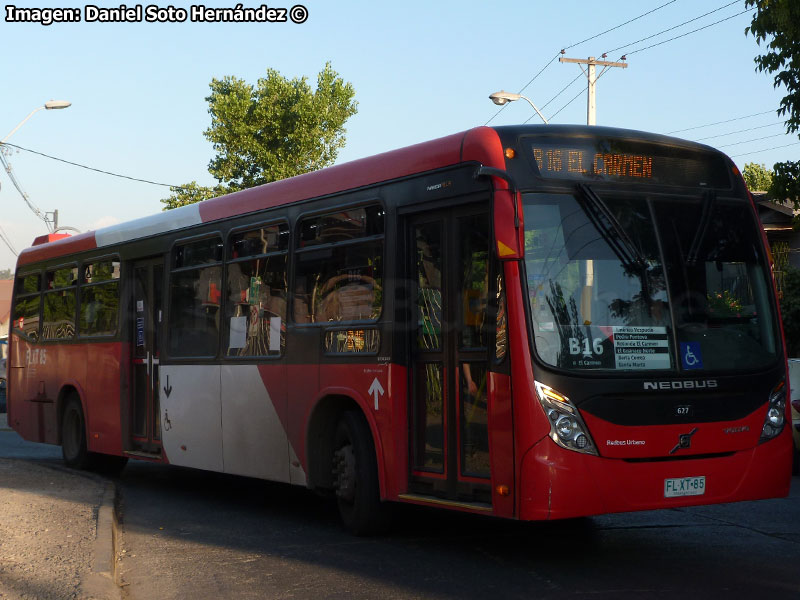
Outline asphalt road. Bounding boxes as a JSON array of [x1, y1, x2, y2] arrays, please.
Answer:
[[2, 422, 799, 599], [115, 458, 800, 599]]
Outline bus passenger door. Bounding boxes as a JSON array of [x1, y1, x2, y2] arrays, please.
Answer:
[[407, 207, 497, 507], [130, 258, 163, 455]]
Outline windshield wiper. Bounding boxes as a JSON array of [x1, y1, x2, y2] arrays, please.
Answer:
[[576, 183, 647, 270], [686, 190, 716, 265]]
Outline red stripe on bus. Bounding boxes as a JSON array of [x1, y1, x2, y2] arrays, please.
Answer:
[[197, 131, 470, 224], [460, 126, 507, 174], [17, 231, 98, 267]]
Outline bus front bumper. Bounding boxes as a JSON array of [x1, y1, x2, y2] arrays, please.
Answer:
[[517, 432, 793, 521]]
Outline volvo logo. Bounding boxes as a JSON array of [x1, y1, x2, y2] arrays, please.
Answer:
[[669, 427, 698, 454]]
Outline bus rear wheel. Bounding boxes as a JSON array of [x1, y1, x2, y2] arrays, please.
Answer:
[[61, 396, 128, 475], [62, 396, 91, 469], [332, 410, 390, 535]]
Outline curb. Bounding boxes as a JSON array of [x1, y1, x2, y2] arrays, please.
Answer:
[[80, 481, 122, 599], [27, 461, 122, 600]]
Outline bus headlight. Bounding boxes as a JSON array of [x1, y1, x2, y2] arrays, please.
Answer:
[[535, 381, 598, 455], [760, 380, 787, 442]]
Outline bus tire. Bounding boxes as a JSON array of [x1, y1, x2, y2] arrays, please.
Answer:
[[61, 395, 91, 470], [332, 410, 391, 535]]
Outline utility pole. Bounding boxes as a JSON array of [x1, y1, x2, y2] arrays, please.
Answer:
[[559, 54, 628, 125]]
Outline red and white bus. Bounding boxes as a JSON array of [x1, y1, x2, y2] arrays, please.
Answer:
[[8, 125, 792, 534]]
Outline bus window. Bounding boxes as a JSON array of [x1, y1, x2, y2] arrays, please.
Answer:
[[523, 193, 670, 371], [495, 273, 507, 362], [294, 206, 384, 324], [225, 223, 288, 357], [79, 259, 120, 337], [459, 213, 490, 350], [169, 236, 223, 357], [43, 266, 78, 340], [13, 273, 42, 341], [656, 199, 778, 372]]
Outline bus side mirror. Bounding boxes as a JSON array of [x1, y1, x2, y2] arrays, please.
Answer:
[[494, 189, 523, 260]]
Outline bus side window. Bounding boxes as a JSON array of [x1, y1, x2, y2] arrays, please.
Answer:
[[13, 272, 42, 341], [294, 205, 384, 324], [225, 223, 289, 356], [79, 259, 120, 337], [169, 236, 223, 358]]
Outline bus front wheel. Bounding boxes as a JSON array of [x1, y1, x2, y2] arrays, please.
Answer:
[[332, 410, 390, 535]]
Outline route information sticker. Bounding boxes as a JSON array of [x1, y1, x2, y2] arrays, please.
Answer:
[[612, 326, 670, 370], [564, 325, 672, 370]]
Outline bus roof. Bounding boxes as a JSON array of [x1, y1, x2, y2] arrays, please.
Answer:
[[17, 126, 507, 268], [16, 124, 728, 269]]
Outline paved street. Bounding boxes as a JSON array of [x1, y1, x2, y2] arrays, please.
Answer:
[[2, 417, 799, 599], [112, 461, 800, 599]]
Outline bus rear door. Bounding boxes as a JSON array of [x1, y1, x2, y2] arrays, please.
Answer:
[[130, 257, 164, 455]]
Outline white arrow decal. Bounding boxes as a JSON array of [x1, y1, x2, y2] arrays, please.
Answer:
[[368, 377, 385, 410]]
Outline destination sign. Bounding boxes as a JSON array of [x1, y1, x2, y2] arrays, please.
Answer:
[[527, 138, 731, 188]]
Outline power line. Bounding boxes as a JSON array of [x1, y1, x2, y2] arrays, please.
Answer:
[[731, 142, 800, 158], [562, 0, 678, 52], [516, 54, 562, 101], [624, 8, 754, 57], [0, 149, 52, 231], [548, 86, 586, 121], [540, 73, 584, 112], [667, 110, 776, 134], [485, 0, 677, 125], [0, 142, 183, 188], [716, 133, 788, 148], [0, 228, 17, 256], [545, 58, 616, 123], [694, 122, 784, 141], [543, 3, 748, 125], [485, 53, 560, 126], [603, 0, 740, 57]]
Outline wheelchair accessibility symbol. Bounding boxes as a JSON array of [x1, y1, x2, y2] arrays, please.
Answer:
[[680, 342, 703, 370]]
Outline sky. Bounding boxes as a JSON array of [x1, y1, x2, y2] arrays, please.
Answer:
[[0, 0, 796, 271]]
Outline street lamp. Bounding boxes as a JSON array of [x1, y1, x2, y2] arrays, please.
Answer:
[[489, 90, 549, 125], [2, 100, 72, 144]]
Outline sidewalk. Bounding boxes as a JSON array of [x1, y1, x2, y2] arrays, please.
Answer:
[[0, 418, 119, 599]]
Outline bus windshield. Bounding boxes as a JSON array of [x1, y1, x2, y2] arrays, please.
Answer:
[[523, 190, 778, 373]]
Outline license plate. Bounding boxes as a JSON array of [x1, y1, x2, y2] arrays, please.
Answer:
[[664, 476, 706, 498]]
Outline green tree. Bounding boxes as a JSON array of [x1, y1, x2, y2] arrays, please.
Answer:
[[0, 268, 12, 279], [770, 160, 800, 203], [746, 1, 800, 203], [163, 62, 357, 210], [746, 1, 800, 133], [742, 162, 773, 191]]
